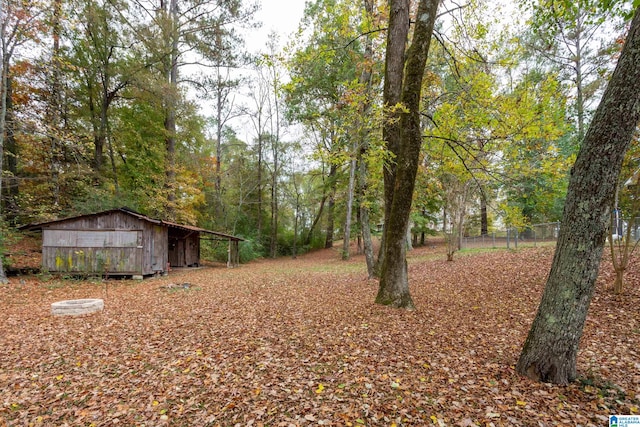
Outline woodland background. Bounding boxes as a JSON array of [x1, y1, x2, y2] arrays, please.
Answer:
[[0, 0, 638, 263]]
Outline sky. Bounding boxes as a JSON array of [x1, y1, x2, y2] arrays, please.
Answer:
[[248, 0, 307, 52]]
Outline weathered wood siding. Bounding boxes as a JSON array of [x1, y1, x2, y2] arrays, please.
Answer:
[[41, 211, 165, 275], [185, 234, 199, 266], [149, 225, 168, 273], [168, 230, 200, 267]]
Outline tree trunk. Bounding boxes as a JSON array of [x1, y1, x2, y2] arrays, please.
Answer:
[[353, 0, 376, 275], [376, 0, 411, 279], [257, 132, 263, 240], [215, 73, 224, 218], [293, 193, 300, 259], [270, 150, 278, 258], [574, 14, 585, 143], [4, 75, 18, 223], [359, 155, 375, 278], [324, 163, 337, 249], [342, 144, 357, 260], [613, 267, 624, 294], [376, 0, 440, 308], [163, 0, 179, 220], [0, 30, 9, 284], [406, 219, 413, 251], [305, 194, 326, 246], [480, 187, 488, 236], [48, 0, 63, 207], [516, 6, 640, 384]]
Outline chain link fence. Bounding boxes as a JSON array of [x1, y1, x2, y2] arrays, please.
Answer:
[[461, 222, 561, 250], [612, 216, 640, 242]]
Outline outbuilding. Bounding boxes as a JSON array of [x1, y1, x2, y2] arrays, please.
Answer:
[[21, 207, 243, 277]]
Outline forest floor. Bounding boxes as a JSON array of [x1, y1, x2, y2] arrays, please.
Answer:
[[0, 240, 639, 426]]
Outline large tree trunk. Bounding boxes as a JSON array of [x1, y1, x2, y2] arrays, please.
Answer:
[[376, 0, 440, 308], [376, 0, 411, 278], [516, 6, 640, 384]]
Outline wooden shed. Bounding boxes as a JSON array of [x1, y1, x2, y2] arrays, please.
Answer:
[[21, 208, 244, 276]]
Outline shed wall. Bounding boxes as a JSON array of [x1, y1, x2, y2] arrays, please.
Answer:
[[41, 211, 166, 275]]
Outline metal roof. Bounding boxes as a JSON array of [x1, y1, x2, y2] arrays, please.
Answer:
[[19, 207, 245, 242]]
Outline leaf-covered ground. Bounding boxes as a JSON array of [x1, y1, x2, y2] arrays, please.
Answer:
[[1, 243, 639, 426]]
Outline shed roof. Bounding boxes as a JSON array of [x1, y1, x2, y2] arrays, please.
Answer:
[[19, 207, 245, 242]]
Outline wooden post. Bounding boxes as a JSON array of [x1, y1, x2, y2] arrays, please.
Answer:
[[234, 241, 240, 266], [227, 239, 239, 268]]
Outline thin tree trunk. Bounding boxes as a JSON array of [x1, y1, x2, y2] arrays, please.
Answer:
[[305, 194, 326, 246], [574, 15, 585, 143], [270, 156, 278, 258], [0, 31, 9, 284], [49, 0, 63, 207], [359, 155, 375, 278], [342, 146, 357, 260], [480, 186, 488, 236], [376, 0, 440, 308], [293, 192, 300, 259], [163, 0, 179, 220], [516, 6, 640, 384], [106, 122, 119, 194], [325, 163, 337, 249], [4, 75, 17, 223], [257, 132, 263, 240], [215, 72, 224, 218]]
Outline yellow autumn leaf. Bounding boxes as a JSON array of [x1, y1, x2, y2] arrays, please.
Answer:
[[152, 400, 159, 406], [430, 415, 438, 424], [516, 400, 526, 406], [631, 405, 638, 413], [315, 383, 325, 394], [56, 374, 64, 380]]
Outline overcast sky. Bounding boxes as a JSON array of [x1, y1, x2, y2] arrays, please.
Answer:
[[248, 0, 306, 52]]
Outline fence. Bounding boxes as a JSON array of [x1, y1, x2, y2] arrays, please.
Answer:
[[461, 222, 561, 250]]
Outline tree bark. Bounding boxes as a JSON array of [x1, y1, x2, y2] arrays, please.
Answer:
[[305, 194, 326, 246], [480, 186, 488, 236], [4, 75, 18, 223], [324, 163, 337, 249], [0, 23, 10, 284], [376, 0, 440, 308], [342, 143, 357, 260], [376, 0, 411, 278], [163, 0, 179, 220], [353, 0, 376, 275], [516, 6, 640, 384]]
